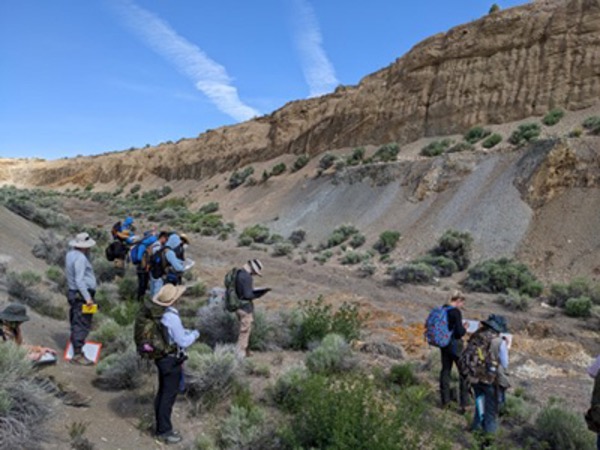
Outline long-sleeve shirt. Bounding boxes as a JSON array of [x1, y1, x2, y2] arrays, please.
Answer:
[[444, 305, 466, 340], [65, 249, 97, 301], [161, 307, 199, 349], [235, 269, 257, 314]]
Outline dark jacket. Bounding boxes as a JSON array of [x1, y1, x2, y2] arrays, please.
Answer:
[[444, 304, 466, 340], [586, 371, 600, 433], [235, 269, 256, 313]]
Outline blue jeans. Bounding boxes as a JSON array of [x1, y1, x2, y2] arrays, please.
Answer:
[[596, 433, 599, 450], [471, 383, 498, 434]]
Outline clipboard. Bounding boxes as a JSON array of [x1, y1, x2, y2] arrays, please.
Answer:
[[253, 287, 271, 298], [63, 341, 103, 364]]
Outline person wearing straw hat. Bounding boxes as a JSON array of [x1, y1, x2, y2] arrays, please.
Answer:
[[65, 232, 97, 366], [0, 303, 57, 362], [152, 284, 199, 445], [234, 259, 268, 357]]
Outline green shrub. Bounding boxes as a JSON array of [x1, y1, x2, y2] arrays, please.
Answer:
[[32, 231, 69, 266], [318, 153, 337, 170], [447, 142, 474, 153], [314, 250, 333, 265], [489, 4, 500, 13], [305, 334, 355, 375], [0, 343, 53, 450], [46, 265, 67, 291], [565, 296, 592, 317], [500, 393, 534, 425], [238, 224, 270, 244], [430, 229, 473, 271], [117, 275, 137, 302], [228, 167, 254, 189], [391, 263, 437, 286], [388, 363, 419, 387], [357, 261, 376, 278], [95, 347, 143, 390], [568, 128, 583, 138], [198, 202, 219, 215], [346, 147, 365, 166], [548, 277, 600, 307], [196, 303, 238, 348], [414, 255, 458, 277], [323, 224, 359, 249], [340, 251, 369, 265], [464, 126, 491, 144], [348, 233, 366, 248], [272, 241, 294, 257], [218, 405, 272, 450], [373, 230, 401, 255], [185, 345, 242, 412], [542, 108, 565, 126], [288, 229, 306, 246], [279, 374, 447, 449], [535, 404, 595, 450], [129, 184, 141, 194], [583, 116, 600, 130], [496, 288, 531, 311], [373, 143, 400, 162], [291, 297, 364, 350], [108, 300, 140, 326], [269, 365, 309, 411], [462, 258, 543, 296], [270, 162, 286, 176], [509, 123, 541, 145], [6, 271, 64, 319], [482, 133, 503, 148], [90, 319, 132, 355], [420, 139, 452, 157], [291, 154, 310, 172]]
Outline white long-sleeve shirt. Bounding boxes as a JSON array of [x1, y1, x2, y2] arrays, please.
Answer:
[[160, 307, 199, 349]]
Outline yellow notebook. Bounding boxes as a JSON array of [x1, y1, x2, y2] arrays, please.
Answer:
[[82, 304, 98, 314]]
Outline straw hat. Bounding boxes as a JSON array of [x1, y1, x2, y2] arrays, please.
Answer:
[[246, 259, 263, 276], [0, 304, 30, 323], [152, 284, 187, 307], [69, 232, 96, 249], [179, 233, 190, 245]]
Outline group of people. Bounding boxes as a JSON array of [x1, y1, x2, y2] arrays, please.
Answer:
[[64, 220, 267, 444], [434, 290, 599, 449], [1, 220, 598, 447]]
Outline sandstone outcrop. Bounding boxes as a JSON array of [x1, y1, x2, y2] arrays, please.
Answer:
[[2, 0, 599, 187]]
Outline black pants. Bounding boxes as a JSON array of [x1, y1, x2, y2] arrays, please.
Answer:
[[440, 342, 469, 407], [67, 290, 94, 355], [136, 269, 149, 302], [154, 356, 182, 435]]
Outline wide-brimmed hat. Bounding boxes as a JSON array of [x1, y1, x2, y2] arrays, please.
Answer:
[[152, 284, 187, 307], [0, 303, 30, 323], [179, 233, 190, 245], [69, 232, 96, 248], [482, 314, 508, 334], [247, 259, 263, 276]]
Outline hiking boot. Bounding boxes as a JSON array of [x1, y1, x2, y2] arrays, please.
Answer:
[[62, 391, 92, 407], [155, 431, 182, 445], [70, 354, 94, 366]]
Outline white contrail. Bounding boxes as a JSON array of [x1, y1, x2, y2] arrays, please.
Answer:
[[111, 0, 259, 121], [291, 0, 339, 97]]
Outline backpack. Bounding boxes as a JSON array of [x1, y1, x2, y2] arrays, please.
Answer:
[[105, 240, 126, 262], [133, 302, 176, 360], [130, 235, 158, 266], [424, 305, 454, 348], [458, 329, 498, 384], [223, 268, 243, 312], [149, 246, 169, 279], [111, 221, 122, 240]]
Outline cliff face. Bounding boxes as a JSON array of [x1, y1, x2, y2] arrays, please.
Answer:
[[3, 0, 600, 187]]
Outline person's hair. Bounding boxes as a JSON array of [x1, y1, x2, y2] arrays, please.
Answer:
[[158, 231, 170, 239], [449, 290, 465, 302]]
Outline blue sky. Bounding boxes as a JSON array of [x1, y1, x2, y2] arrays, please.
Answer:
[[0, 0, 528, 160]]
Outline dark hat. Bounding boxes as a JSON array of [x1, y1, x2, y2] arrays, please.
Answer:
[[0, 304, 30, 323], [482, 314, 508, 334]]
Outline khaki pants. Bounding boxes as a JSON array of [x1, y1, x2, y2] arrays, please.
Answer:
[[236, 309, 254, 355]]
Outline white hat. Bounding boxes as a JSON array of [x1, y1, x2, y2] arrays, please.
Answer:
[[152, 284, 187, 307], [69, 232, 96, 249], [248, 259, 263, 276]]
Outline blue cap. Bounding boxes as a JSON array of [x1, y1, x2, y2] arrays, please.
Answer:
[[124, 217, 134, 227]]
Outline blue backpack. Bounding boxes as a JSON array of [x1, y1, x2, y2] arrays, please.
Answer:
[[130, 235, 158, 266], [424, 305, 454, 348]]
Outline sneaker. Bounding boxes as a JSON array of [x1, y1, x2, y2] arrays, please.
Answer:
[[70, 354, 94, 366], [155, 431, 182, 445]]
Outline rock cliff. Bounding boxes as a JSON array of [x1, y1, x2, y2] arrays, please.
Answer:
[[2, 0, 600, 187]]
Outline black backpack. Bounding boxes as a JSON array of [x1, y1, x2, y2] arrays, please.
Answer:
[[105, 241, 126, 262], [133, 301, 176, 360], [149, 246, 169, 279]]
